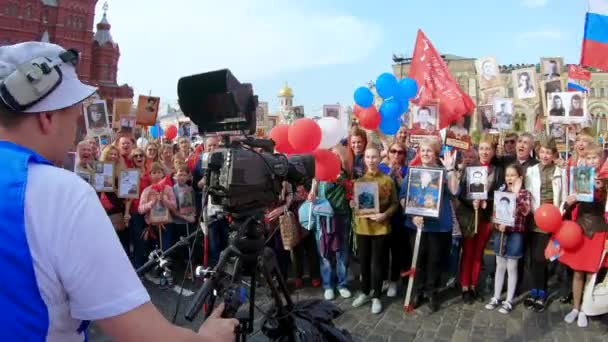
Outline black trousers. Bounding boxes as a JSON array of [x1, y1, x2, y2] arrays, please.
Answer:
[[383, 226, 410, 282], [526, 231, 550, 292], [290, 233, 321, 280], [409, 230, 451, 296], [357, 234, 386, 298]]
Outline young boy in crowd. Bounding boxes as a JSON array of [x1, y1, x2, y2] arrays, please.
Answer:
[[170, 165, 197, 279]]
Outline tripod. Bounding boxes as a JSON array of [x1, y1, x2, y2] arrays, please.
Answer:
[[185, 213, 296, 342]]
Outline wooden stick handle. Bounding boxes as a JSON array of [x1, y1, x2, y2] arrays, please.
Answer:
[[474, 209, 479, 235], [499, 231, 504, 256]]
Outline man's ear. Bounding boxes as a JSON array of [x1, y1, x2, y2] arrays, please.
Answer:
[[37, 112, 54, 135]]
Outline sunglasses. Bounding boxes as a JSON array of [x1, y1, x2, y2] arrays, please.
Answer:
[[389, 149, 405, 155], [132, 154, 144, 158], [504, 140, 516, 144]]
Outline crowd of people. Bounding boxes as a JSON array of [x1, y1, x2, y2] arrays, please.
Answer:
[[76, 121, 608, 329]]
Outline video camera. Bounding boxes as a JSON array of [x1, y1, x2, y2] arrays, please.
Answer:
[[177, 69, 314, 214]]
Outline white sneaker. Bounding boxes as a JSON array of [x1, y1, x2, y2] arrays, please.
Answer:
[[338, 287, 352, 299], [324, 289, 335, 301], [352, 293, 370, 308], [387, 282, 398, 297], [564, 309, 579, 324], [371, 298, 383, 314], [577, 312, 588, 328]]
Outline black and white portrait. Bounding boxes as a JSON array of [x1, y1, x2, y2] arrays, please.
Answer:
[[410, 104, 439, 132], [466, 166, 488, 200], [541, 58, 563, 81], [547, 91, 587, 124], [476, 56, 500, 89], [479, 105, 494, 132], [84, 100, 110, 136], [493, 191, 517, 226], [323, 105, 339, 119], [512, 68, 537, 99], [492, 98, 513, 130]]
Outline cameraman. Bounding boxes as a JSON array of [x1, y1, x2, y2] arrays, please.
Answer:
[[0, 42, 238, 341]]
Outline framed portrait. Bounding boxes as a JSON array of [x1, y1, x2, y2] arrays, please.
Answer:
[[540, 57, 564, 81], [323, 105, 340, 119], [541, 78, 565, 111], [549, 122, 567, 146], [293, 105, 305, 119], [466, 166, 488, 200], [445, 122, 471, 150], [118, 169, 141, 199], [475, 56, 501, 89], [136, 95, 160, 126], [95, 133, 112, 147], [478, 104, 495, 132], [512, 68, 538, 100], [93, 162, 115, 192], [492, 98, 513, 131], [176, 186, 195, 216], [480, 87, 506, 105], [493, 191, 517, 227], [149, 202, 172, 225], [112, 98, 133, 128], [354, 181, 380, 216], [408, 133, 440, 148], [569, 166, 595, 202], [76, 170, 92, 185], [404, 167, 444, 218], [409, 102, 440, 133], [83, 99, 110, 137]]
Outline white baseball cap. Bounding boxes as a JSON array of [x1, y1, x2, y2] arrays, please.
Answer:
[[0, 42, 97, 113]]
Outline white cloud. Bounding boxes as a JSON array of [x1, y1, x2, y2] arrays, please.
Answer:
[[517, 29, 564, 40], [521, 0, 548, 8], [95, 0, 382, 102]]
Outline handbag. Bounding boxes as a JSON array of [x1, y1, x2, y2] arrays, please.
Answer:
[[279, 208, 301, 250], [109, 213, 126, 231], [581, 250, 608, 316]]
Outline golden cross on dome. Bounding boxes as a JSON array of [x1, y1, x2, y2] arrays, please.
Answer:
[[102, 1, 109, 14]]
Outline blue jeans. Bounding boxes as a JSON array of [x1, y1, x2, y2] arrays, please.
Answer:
[[318, 214, 350, 290], [447, 235, 462, 279], [208, 217, 229, 267], [130, 213, 153, 269]]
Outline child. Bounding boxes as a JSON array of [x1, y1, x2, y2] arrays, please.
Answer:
[[139, 162, 177, 288], [485, 164, 531, 314], [170, 165, 197, 278], [560, 145, 608, 327], [524, 137, 567, 312]]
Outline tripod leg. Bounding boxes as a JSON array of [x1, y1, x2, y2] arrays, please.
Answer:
[[261, 247, 294, 308], [186, 224, 194, 278]]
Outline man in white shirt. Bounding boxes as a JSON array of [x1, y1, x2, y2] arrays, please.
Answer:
[[0, 42, 237, 341]]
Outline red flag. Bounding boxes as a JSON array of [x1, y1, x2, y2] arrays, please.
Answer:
[[568, 64, 592, 81], [408, 30, 475, 129]]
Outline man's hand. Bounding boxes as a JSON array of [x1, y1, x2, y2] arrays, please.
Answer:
[[497, 224, 506, 232], [369, 213, 387, 223], [473, 199, 480, 210], [198, 303, 239, 341], [412, 216, 424, 228]]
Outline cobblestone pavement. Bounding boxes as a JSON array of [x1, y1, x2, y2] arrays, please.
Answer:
[[90, 274, 608, 342]]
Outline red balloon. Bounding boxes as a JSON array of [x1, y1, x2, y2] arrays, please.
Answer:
[[313, 149, 341, 181], [358, 106, 381, 130], [288, 118, 322, 153], [353, 104, 364, 118], [555, 221, 584, 251], [534, 204, 563, 233], [269, 124, 295, 153], [164, 125, 178, 140]]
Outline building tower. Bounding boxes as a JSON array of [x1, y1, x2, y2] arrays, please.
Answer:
[[277, 82, 293, 123]]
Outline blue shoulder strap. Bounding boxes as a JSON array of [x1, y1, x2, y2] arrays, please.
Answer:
[[0, 141, 88, 340]]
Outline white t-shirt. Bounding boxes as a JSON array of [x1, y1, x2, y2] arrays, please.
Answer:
[[24, 164, 150, 341]]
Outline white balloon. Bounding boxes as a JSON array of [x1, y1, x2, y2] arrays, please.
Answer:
[[317, 117, 347, 149], [136, 137, 148, 149]]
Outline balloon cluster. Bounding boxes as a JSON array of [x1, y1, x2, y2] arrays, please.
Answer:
[[148, 123, 178, 141], [534, 204, 584, 251], [269, 117, 347, 181], [353, 73, 418, 135]]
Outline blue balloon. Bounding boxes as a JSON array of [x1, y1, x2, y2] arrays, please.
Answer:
[[379, 116, 401, 135], [379, 98, 401, 119], [397, 97, 409, 114], [397, 77, 418, 100], [353, 87, 374, 108], [375, 73, 398, 99], [149, 124, 163, 138]]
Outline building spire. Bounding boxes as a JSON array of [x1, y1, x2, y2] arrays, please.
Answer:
[[94, 1, 115, 46]]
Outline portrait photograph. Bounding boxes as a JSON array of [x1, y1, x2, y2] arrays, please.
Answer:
[[83, 99, 110, 136], [541, 78, 565, 111], [293, 106, 305, 119], [410, 103, 439, 133], [445, 117, 471, 150], [569, 166, 595, 203], [493, 191, 517, 227], [176, 186, 195, 216], [546, 92, 587, 124], [512, 68, 537, 100], [404, 167, 444, 218], [475, 56, 500, 89], [492, 98, 513, 130], [179, 121, 192, 137], [149, 201, 171, 225], [541, 57, 564, 81], [136, 95, 160, 126], [323, 105, 340, 119], [354, 181, 380, 216], [466, 166, 488, 200], [76, 171, 92, 185], [478, 104, 495, 132], [118, 169, 141, 199], [93, 162, 115, 192], [112, 98, 133, 128], [549, 122, 567, 146]]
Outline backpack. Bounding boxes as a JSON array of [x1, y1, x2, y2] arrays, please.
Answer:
[[298, 199, 334, 232]]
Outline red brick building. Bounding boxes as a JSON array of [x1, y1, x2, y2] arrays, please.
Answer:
[[0, 0, 133, 108]]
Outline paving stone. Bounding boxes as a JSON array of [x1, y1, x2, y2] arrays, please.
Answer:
[[389, 330, 417, 342]]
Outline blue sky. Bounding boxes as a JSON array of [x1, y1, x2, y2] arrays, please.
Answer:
[[96, 0, 587, 116]]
